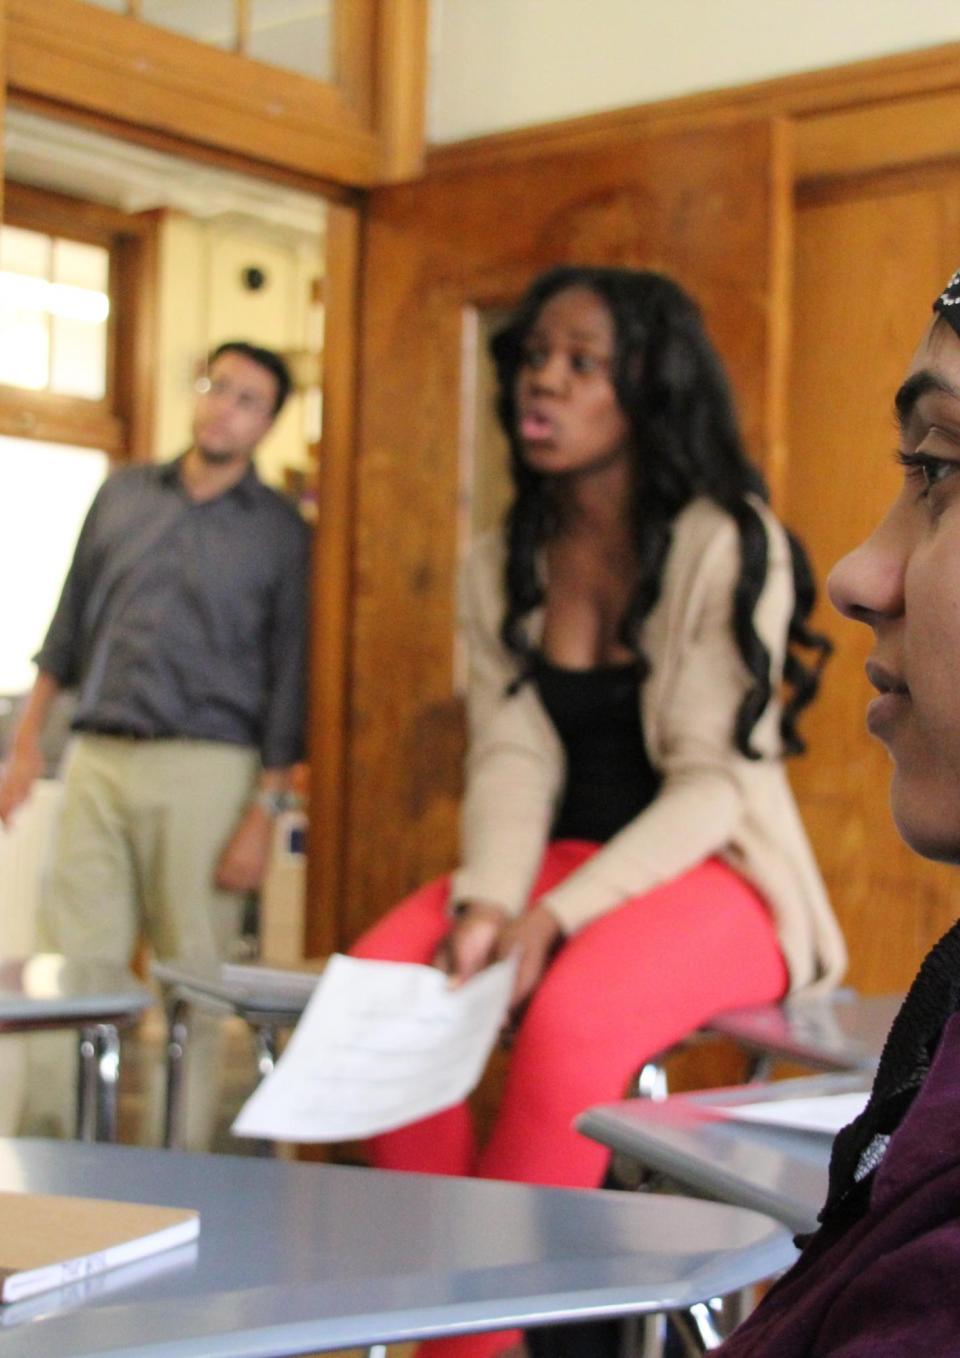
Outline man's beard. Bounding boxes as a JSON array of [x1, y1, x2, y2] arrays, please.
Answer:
[[196, 442, 243, 465]]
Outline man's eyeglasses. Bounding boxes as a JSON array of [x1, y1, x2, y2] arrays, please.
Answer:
[[195, 376, 273, 417]]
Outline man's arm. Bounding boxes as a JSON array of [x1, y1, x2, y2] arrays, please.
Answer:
[[214, 516, 309, 895], [0, 671, 63, 825], [213, 766, 299, 894]]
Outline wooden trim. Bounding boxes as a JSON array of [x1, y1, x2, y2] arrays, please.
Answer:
[[3, 179, 155, 241], [6, 0, 383, 186], [0, 1, 5, 222], [794, 87, 960, 185], [8, 91, 358, 208], [235, 0, 251, 56], [0, 391, 123, 454], [763, 115, 795, 511], [113, 210, 159, 464], [425, 40, 960, 180], [334, 0, 376, 126], [374, 0, 428, 182], [305, 198, 362, 958]]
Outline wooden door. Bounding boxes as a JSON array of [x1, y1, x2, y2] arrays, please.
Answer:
[[785, 167, 960, 994], [333, 119, 790, 946]]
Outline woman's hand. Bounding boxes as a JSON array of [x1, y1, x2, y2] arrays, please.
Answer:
[[496, 904, 563, 1008], [433, 901, 508, 986], [434, 900, 564, 1009]]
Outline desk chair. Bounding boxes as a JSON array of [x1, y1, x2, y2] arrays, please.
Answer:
[[630, 988, 899, 1111], [151, 958, 322, 1150], [0, 954, 151, 1142]]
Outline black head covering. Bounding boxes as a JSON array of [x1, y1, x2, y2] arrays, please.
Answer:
[[810, 917, 960, 1244], [933, 269, 960, 337]]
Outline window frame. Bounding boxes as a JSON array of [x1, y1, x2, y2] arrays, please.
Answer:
[[0, 182, 157, 462], [5, 0, 427, 187]]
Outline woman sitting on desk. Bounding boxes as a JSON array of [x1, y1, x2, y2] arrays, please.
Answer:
[[352, 266, 845, 1247], [715, 271, 960, 1354]]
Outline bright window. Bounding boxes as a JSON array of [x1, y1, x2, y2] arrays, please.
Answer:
[[0, 438, 107, 694], [0, 226, 110, 400]]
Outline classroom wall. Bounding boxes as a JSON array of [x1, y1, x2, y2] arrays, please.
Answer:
[[427, 0, 960, 143], [153, 212, 323, 490]]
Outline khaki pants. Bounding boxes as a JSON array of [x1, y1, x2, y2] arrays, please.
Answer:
[[22, 734, 259, 1150]]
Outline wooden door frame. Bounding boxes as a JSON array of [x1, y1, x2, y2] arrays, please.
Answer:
[[4, 0, 428, 187], [305, 198, 362, 957], [0, 38, 364, 962]]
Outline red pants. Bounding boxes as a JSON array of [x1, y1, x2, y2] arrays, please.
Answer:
[[350, 844, 788, 1358]]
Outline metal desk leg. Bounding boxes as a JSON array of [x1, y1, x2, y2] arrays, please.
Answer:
[[667, 1298, 726, 1351], [636, 1312, 667, 1357], [253, 1023, 279, 1080], [163, 995, 191, 1150], [76, 1028, 97, 1142], [251, 1024, 280, 1157], [744, 1053, 775, 1083], [76, 1023, 120, 1143]]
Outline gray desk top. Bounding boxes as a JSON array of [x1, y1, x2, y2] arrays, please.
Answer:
[[0, 1138, 794, 1358], [0, 955, 151, 1026], [702, 992, 902, 1072], [578, 1071, 873, 1236], [151, 958, 321, 1017]]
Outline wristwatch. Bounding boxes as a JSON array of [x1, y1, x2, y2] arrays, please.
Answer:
[[255, 788, 298, 817]]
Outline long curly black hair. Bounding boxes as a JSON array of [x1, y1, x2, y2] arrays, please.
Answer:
[[490, 265, 830, 758]]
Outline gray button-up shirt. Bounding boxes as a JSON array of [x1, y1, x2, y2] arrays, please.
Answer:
[[36, 457, 310, 768]]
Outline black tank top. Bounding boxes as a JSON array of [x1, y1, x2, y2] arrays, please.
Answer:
[[533, 654, 662, 843]]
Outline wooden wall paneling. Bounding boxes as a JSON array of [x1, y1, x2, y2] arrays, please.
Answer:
[[306, 196, 363, 957], [794, 88, 960, 186], [425, 40, 960, 181], [343, 119, 786, 944], [785, 175, 960, 995]]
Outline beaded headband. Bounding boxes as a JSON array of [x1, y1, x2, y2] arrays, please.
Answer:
[[933, 268, 960, 336]]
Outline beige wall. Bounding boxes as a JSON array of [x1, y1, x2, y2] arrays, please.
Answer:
[[427, 0, 960, 142], [153, 212, 323, 490]]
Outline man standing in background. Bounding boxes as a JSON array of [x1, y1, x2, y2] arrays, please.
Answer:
[[0, 340, 310, 1148]]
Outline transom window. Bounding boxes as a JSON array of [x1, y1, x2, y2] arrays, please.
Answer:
[[79, 0, 335, 82]]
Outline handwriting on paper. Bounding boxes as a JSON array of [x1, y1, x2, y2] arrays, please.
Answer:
[[232, 953, 518, 1142]]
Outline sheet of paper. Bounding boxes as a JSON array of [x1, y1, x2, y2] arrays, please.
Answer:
[[232, 952, 518, 1143], [723, 1090, 870, 1135]]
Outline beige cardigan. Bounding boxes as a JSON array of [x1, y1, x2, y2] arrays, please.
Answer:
[[451, 496, 847, 993]]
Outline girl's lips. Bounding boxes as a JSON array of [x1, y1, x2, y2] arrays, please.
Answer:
[[519, 412, 555, 442], [866, 690, 910, 739], [864, 663, 911, 740]]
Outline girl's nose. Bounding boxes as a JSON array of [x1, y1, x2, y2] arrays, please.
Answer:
[[529, 353, 569, 394], [827, 509, 907, 626]]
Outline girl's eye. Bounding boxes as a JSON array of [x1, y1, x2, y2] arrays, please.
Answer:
[[522, 346, 549, 371], [897, 449, 960, 500], [570, 351, 602, 374]]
